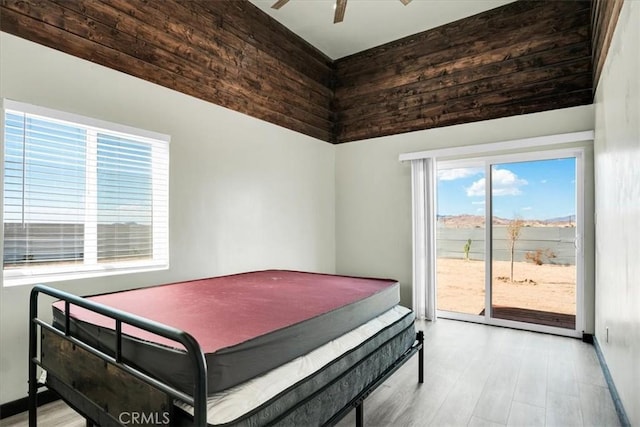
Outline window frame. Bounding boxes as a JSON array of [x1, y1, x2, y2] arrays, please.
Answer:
[[2, 99, 170, 286]]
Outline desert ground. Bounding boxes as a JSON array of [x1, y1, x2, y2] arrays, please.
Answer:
[[437, 258, 576, 315]]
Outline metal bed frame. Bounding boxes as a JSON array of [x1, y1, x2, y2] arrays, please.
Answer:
[[29, 284, 424, 427]]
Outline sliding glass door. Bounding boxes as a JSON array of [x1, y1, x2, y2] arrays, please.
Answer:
[[436, 163, 486, 318], [490, 158, 577, 330], [436, 151, 583, 336]]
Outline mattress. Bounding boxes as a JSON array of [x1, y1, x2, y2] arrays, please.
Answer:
[[175, 305, 416, 426], [52, 270, 400, 394]]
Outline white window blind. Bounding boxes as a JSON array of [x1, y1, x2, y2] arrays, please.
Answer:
[[2, 100, 169, 286]]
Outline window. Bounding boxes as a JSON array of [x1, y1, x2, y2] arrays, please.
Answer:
[[2, 100, 169, 286]]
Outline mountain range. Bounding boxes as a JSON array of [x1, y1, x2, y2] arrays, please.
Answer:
[[437, 214, 576, 228]]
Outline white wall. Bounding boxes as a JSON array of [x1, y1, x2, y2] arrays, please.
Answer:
[[335, 106, 595, 322], [0, 33, 336, 404], [593, 1, 640, 425]]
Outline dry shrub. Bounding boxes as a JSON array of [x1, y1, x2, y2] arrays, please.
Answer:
[[525, 248, 557, 265]]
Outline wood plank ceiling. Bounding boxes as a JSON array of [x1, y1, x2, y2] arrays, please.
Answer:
[[334, 0, 593, 143], [0, 0, 623, 144], [0, 0, 335, 142], [591, 0, 624, 93]]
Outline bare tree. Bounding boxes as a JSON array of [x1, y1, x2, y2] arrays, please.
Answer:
[[507, 218, 524, 282]]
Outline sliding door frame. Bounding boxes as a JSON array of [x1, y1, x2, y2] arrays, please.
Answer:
[[436, 148, 586, 338]]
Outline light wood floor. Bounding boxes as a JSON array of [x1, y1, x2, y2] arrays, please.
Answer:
[[2, 319, 620, 427]]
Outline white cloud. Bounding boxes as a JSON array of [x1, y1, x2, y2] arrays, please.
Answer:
[[522, 206, 532, 211], [466, 168, 527, 197], [472, 201, 485, 205], [493, 168, 528, 195], [438, 167, 482, 181], [466, 178, 486, 196], [540, 179, 548, 184]]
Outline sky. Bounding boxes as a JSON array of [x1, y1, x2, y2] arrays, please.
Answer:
[[4, 111, 153, 225], [437, 157, 577, 220]]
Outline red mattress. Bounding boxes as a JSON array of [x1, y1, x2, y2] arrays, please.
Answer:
[[52, 270, 400, 393]]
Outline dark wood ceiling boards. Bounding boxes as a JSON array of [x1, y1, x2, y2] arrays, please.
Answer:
[[591, 0, 624, 92], [0, 1, 607, 144], [333, 0, 594, 143], [0, 0, 335, 142]]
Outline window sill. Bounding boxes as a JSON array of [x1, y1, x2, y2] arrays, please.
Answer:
[[3, 263, 169, 287]]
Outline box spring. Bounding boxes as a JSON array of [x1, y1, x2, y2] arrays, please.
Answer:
[[176, 306, 415, 426]]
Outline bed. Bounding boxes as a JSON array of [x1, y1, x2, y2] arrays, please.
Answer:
[[28, 270, 424, 427]]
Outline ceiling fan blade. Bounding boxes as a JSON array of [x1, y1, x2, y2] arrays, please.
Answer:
[[334, 0, 347, 23], [399, 0, 412, 4], [271, 0, 290, 9]]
